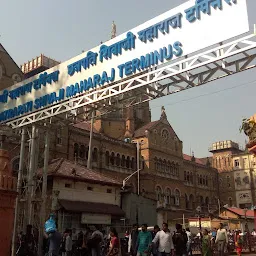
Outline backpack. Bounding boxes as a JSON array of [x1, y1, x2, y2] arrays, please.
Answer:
[[45, 216, 56, 233], [174, 231, 188, 250], [88, 233, 102, 248]]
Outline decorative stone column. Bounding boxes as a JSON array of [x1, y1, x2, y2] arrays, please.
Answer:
[[0, 139, 17, 255]]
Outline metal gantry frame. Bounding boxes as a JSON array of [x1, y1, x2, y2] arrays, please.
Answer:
[[8, 32, 256, 256], [5, 33, 256, 129]]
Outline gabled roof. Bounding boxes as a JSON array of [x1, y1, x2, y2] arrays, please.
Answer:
[[134, 120, 160, 138], [183, 154, 206, 165], [133, 119, 179, 139], [224, 207, 255, 218], [73, 121, 98, 133], [40, 158, 121, 186]]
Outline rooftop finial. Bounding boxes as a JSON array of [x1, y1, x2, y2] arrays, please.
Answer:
[[111, 21, 117, 39], [160, 106, 167, 120], [191, 151, 195, 162]]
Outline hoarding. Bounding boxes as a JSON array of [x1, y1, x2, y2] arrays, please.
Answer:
[[81, 213, 111, 224], [0, 0, 249, 123]]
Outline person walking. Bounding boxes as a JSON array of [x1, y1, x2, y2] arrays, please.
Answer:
[[185, 228, 192, 256], [128, 224, 139, 256], [234, 230, 243, 256], [89, 226, 103, 256], [107, 227, 120, 256], [44, 229, 62, 256], [202, 229, 212, 256], [65, 229, 73, 256], [152, 222, 174, 256], [136, 224, 152, 256], [172, 224, 188, 256], [151, 225, 160, 256], [215, 223, 228, 256]]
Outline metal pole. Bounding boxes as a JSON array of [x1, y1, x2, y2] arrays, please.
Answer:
[[27, 125, 37, 225], [136, 141, 140, 196], [38, 129, 50, 256], [87, 110, 94, 169], [11, 128, 26, 256]]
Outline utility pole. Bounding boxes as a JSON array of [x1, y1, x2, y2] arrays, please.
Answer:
[[27, 125, 37, 225], [87, 110, 94, 169], [38, 128, 50, 256], [11, 128, 26, 256], [136, 141, 140, 196]]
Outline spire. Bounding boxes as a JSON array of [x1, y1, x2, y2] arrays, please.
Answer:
[[160, 106, 167, 120], [191, 151, 195, 162], [111, 21, 117, 39]]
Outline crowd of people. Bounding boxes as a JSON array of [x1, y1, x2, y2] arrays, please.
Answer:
[[16, 222, 256, 256]]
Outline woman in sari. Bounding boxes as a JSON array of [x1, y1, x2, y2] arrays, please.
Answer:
[[235, 230, 243, 256], [107, 227, 120, 256], [202, 229, 212, 256]]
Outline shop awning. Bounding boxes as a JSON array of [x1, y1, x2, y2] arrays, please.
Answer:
[[59, 199, 125, 217]]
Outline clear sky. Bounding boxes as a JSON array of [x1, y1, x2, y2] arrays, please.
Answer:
[[1, 0, 255, 157]]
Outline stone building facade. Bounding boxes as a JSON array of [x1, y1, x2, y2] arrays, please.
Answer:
[[209, 140, 256, 209]]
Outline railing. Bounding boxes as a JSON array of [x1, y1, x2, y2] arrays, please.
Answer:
[[0, 174, 17, 191]]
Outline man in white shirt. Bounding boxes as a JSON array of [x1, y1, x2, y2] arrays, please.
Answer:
[[215, 223, 228, 256], [152, 222, 174, 256], [65, 229, 73, 256]]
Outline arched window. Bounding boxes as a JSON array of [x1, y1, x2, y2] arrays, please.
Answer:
[[131, 157, 135, 170], [157, 159, 161, 171], [159, 159, 163, 172], [105, 151, 110, 166], [202, 176, 206, 185], [126, 156, 130, 169], [184, 171, 187, 181], [79, 145, 86, 158], [12, 158, 20, 177], [187, 172, 190, 182], [171, 162, 175, 175], [154, 157, 158, 170], [185, 194, 189, 209], [163, 159, 166, 172], [74, 143, 79, 158], [176, 164, 179, 176], [86, 146, 89, 159], [174, 189, 180, 206], [228, 197, 233, 207], [189, 194, 194, 209], [116, 154, 121, 166], [199, 175, 202, 185], [167, 161, 171, 173], [156, 186, 162, 201], [206, 176, 208, 186], [200, 196, 204, 206], [92, 148, 98, 162], [121, 155, 126, 167], [190, 173, 193, 184], [110, 152, 115, 165], [166, 188, 171, 204], [205, 197, 209, 207]]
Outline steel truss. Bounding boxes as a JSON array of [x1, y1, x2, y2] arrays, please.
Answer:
[[5, 33, 256, 129]]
